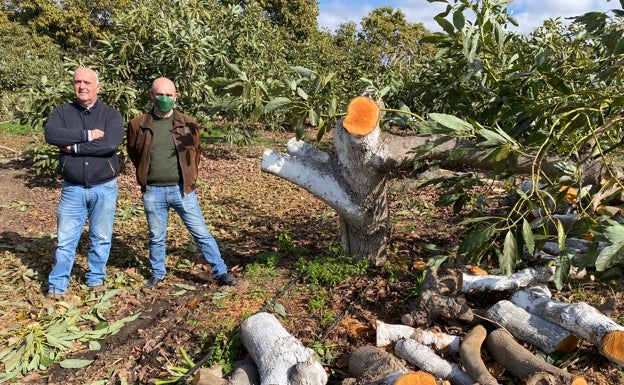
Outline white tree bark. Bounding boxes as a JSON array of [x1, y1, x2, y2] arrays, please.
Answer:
[[460, 266, 555, 292], [486, 300, 580, 354], [394, 339, 473, 385], [510, 285, 624, 364], [375, 321, 460, 352], [239, 312, 327, 385]]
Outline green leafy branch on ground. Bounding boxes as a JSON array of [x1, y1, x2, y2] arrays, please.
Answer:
[[0, 295, 140, 382]]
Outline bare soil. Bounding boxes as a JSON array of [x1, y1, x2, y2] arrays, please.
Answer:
[[0, 130, 622, 385]]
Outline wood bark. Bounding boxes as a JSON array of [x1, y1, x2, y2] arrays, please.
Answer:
[[261, 93, 616, 264], [375, 321, 460, 353], [510, 285, 624, 365], [394, 339, 473, 385], [239, 312, 327, 385], [460, 266, 555, 292], [485, 328, 587, 385], [403, 268, 475, 327], [347, 345, 408, 385], [485, 300, 579, 354], [459, 325, 498, 385]]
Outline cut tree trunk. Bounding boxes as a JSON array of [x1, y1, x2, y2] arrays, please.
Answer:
[[239, 312, 327, 385], [485, 300, 580, 354], [459, 325, 498, 385], [510, 285, 624, 365], [485, 328, 587, 385], [261, 93, 616, 264], [394, 339, 473, 385]]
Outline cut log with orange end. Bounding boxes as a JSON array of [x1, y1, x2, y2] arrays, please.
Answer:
[[342, 96, 380, 136], [394, 371, 437, 385], [466, 265, 488, 275], [601, 330, 624, 365]]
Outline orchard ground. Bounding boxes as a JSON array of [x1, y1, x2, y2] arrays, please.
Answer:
[[0, 128, 622, 384]]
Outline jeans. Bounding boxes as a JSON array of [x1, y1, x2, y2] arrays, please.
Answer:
[[48, 179, 118, 294], [142, 185, 227, 279]]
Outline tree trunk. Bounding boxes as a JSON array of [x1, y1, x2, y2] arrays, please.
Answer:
[[239, 312, 327, 385], [261, 95, 614, 264]]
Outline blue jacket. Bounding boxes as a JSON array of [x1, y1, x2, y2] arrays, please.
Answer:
[[44, 99, 124, 186]]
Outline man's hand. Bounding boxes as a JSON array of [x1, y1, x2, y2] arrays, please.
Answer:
[[59, 146, 72, 153], [91, 129, 105, 139]]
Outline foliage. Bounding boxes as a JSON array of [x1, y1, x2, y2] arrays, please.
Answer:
[[0, 19, 65, 122], [2, 0, 131, 51], [0, 302, 139, 382], [402, 0, 624, 286]]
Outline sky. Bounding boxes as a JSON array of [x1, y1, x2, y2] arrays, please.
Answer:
[[317, 0, 620, 35]]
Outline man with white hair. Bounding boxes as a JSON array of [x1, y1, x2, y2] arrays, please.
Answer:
[[44, 67, 124, 296]]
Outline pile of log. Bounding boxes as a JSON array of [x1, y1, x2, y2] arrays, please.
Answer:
[[190, 266, 622, 385]]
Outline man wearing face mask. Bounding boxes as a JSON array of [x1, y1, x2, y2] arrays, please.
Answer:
[[126, 77, 237, 289]]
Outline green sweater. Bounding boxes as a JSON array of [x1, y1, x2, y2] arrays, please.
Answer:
[[147, 115, 181, 186]]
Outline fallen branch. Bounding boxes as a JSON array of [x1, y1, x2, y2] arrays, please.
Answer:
[[394, 339, 473, 385], [375, 321, 460, 352], [486, 300, 580, 354], [460, 266, 554, 292], [485, 328, 587, 385], [510, 285, 624, 365], [459, 325, 498, 385], [239, 312, 327, 385]]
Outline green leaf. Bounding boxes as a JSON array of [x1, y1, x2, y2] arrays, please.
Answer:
[[273, 303, 287, 317], [501, 231, 517, 275], [595, 241, 624, 271], [174, 283, 196, 291], [59, 358, 94, 369], [428, 113, 473, 133], [522, 219, 535, 256], [264, 97, 292, 112]]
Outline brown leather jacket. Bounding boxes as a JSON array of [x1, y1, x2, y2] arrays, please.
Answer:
[[127, 109, 202, 195]]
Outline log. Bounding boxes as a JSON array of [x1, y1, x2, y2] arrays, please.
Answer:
[[347, 345, 408, 384], [239, 312, 327, 385], [229, 360, 260, 385], [394, 339, 473, 385], [510, 285, 624, 365], [394, 371, 437, 385], [375, 321, 460, 352], [459, 266, 554, 292], [485, 300, 579, 354], [458, 325, 498, 385], [485, 328, 587, 385]]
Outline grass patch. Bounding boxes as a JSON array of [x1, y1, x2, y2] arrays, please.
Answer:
[[0, 123, 33, 135]]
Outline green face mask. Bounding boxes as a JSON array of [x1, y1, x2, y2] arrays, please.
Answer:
[[154, 95, 175, 113]]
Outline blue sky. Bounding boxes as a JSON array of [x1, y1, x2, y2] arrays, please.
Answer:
[[318, 0, 619, 34]]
